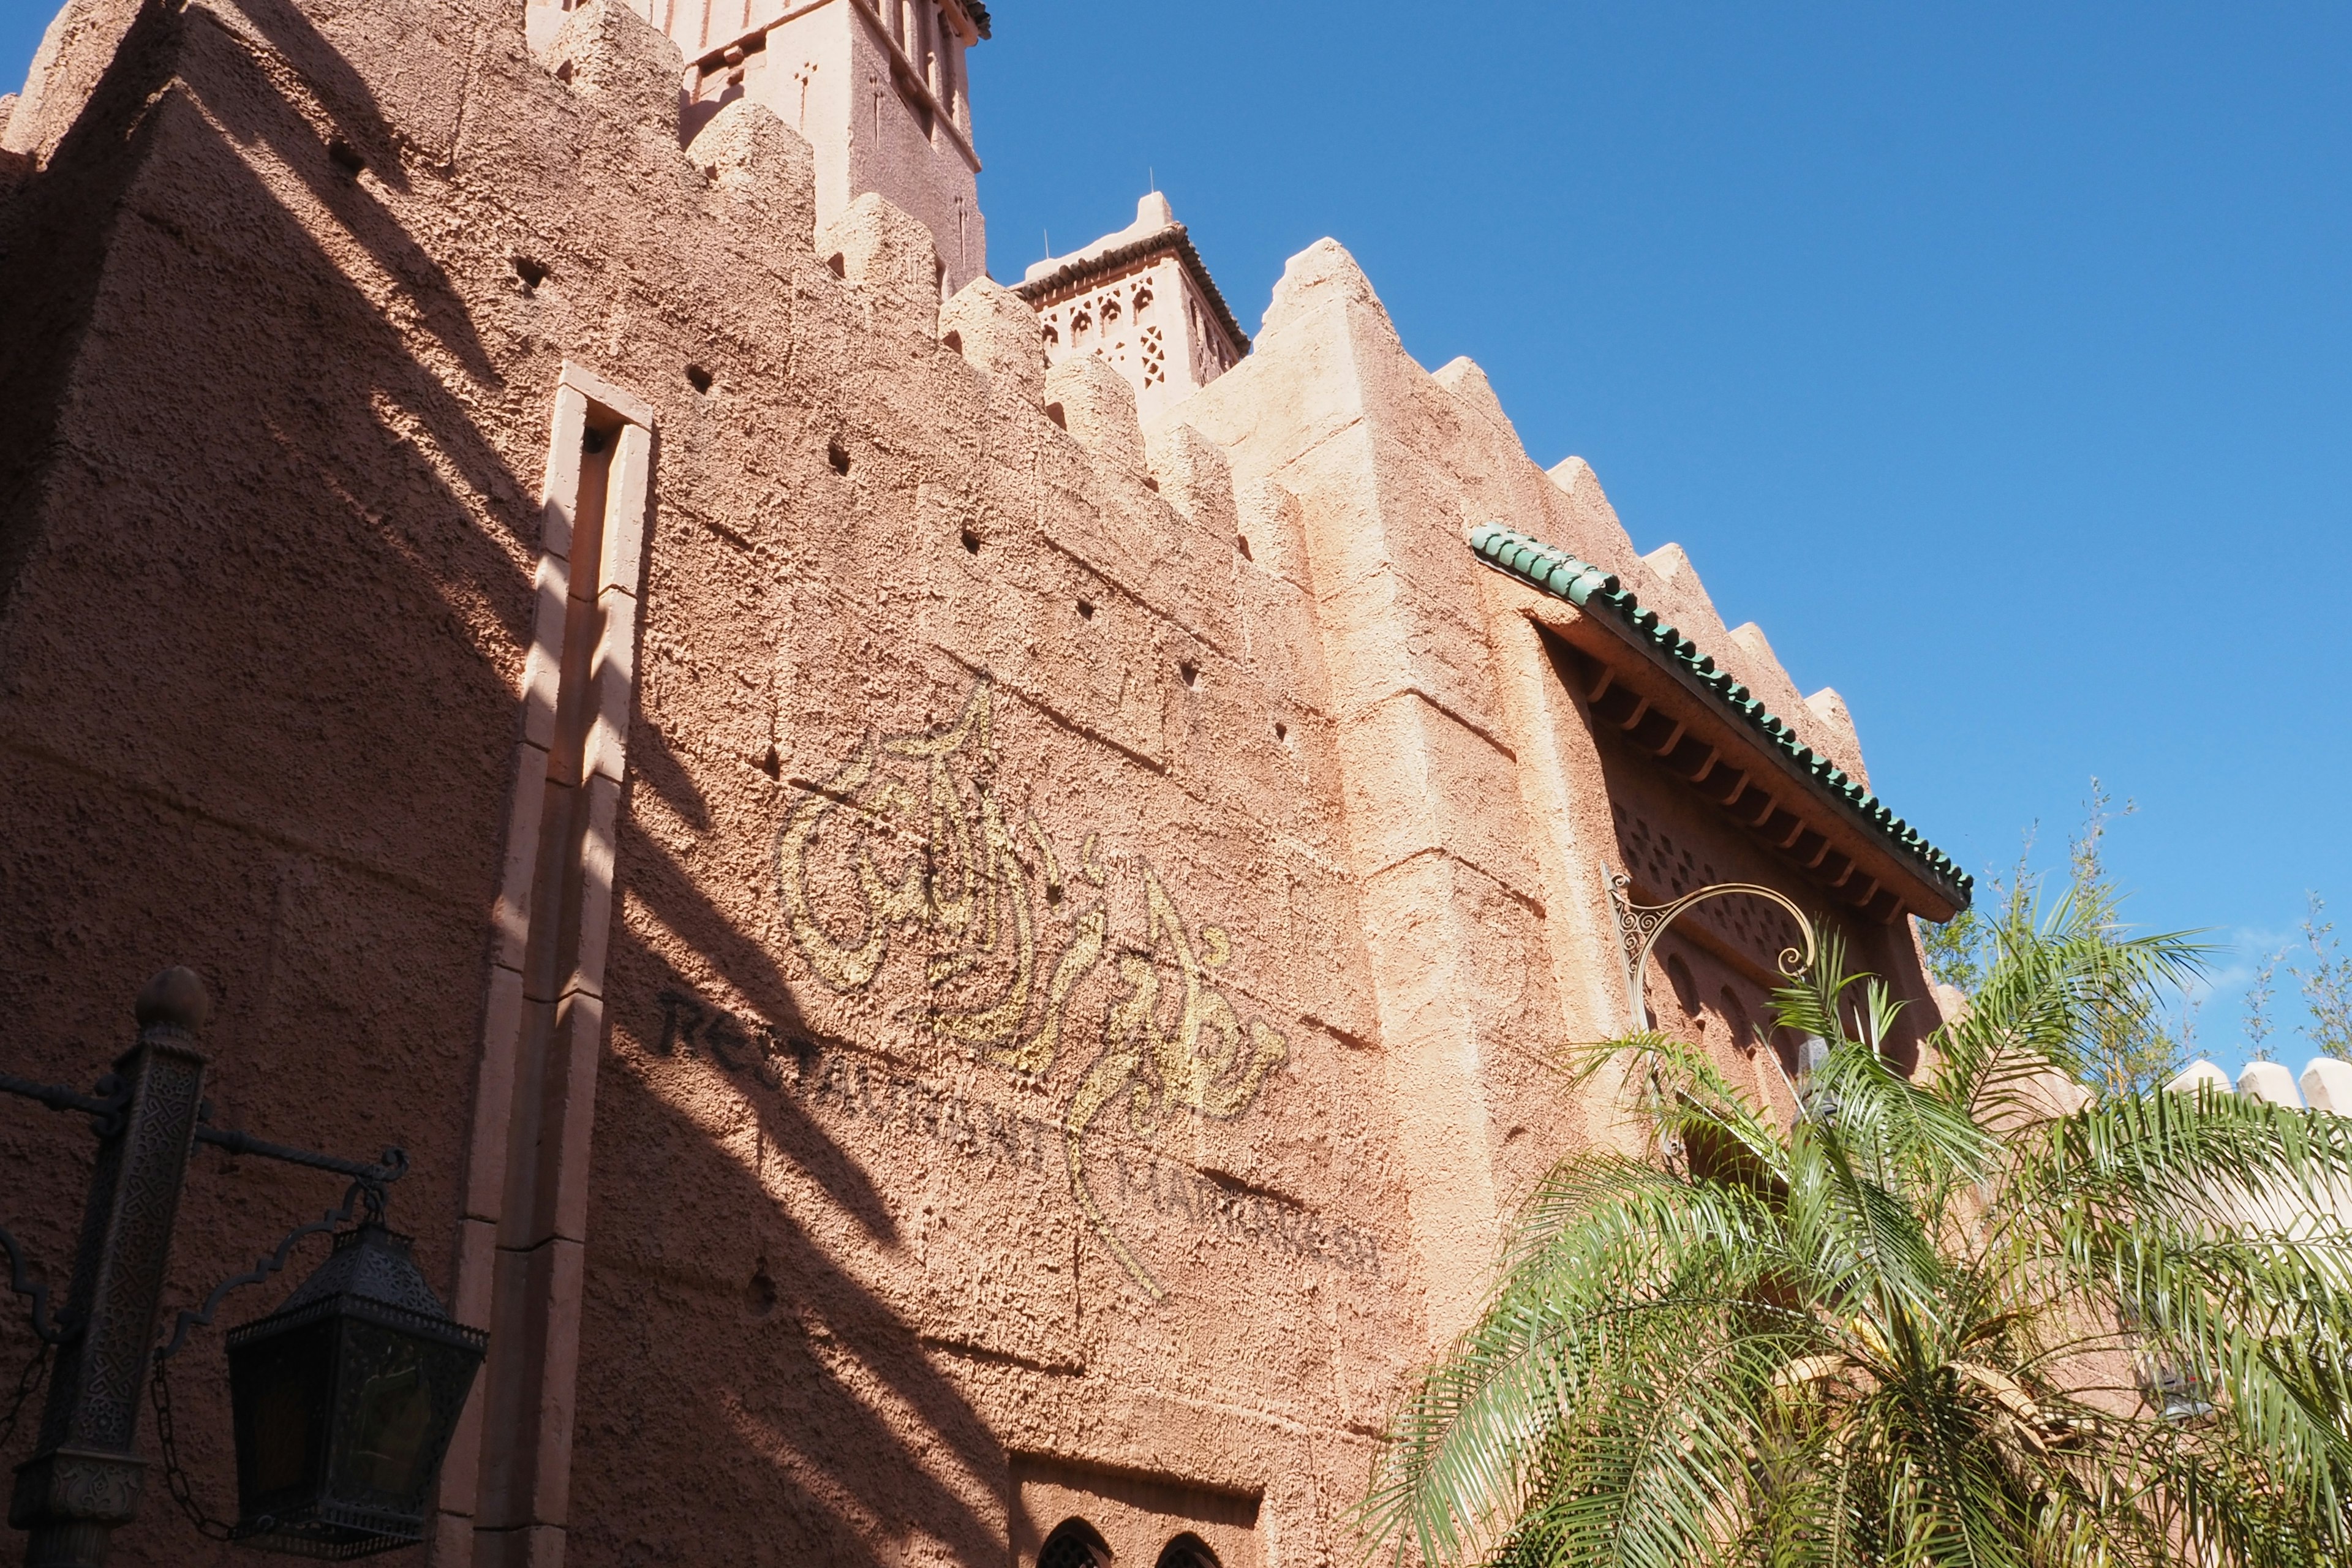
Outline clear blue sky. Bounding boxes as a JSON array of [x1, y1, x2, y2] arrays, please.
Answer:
[[7, 2, 2346, 1074]]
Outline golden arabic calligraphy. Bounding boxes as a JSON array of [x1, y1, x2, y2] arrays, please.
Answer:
[[774, 676, 1289, 1300]]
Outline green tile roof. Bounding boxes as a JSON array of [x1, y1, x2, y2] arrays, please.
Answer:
[[1469, 522, 1973, 911]]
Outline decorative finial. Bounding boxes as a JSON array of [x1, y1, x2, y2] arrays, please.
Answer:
[[135, 967, 212, 1032]]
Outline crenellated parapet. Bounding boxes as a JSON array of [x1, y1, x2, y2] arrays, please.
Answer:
[[2173, 1055, 2352, 1114], [519, 0, 990, 288]]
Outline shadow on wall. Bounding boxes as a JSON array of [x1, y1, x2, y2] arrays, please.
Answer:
[[0, 2, 529, 1563], [0, 3, 1279, 1564], [2, 6, 1024, 1567], [560, 714, 1012, 1566]]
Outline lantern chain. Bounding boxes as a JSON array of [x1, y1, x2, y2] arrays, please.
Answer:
[[149, 1353, 235, 1541]]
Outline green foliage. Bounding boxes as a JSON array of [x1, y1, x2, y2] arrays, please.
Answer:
[[1920, 905, 1989, 995], [2299, 897, 2352, 1060], [1364, 876, 2352, 1568], [2247, 949, 2288, 1065], [1924, 782, 2195, 1095], [2066, 782, 2195, 1097]]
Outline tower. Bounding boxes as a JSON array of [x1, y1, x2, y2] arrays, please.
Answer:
[[1017, 193, 1250, 426], [529, 0, 992, 292]]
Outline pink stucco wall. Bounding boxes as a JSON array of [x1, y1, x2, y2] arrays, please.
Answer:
[[0, 1, 1949, 1564]]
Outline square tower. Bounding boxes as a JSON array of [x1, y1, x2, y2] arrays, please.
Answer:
[[1017, 194, 1250, 426], [530, 0, 990, 291]]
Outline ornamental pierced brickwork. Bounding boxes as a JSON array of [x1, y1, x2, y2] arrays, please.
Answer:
[[1017, 194, 1250, 426]]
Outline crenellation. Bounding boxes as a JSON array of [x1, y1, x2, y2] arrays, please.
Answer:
[[687, 96, 817, 244], [2238, 1060, 2304, 1107], [1043, 350, 1150, 480], [1144, 423, 1239, 537], [937, 273, 1046, 401], [1629, 544, 1738, 666], [814, 186, 941, 336], [2305, 1058, 2352, 1114], [1722, 620, 1807, 718], [541, 0, 685, 138], [1232, 478, 1310, 594], [1803, 686, 1871, 790], [1430, 355, 1520, 448], [1543, 454, 1643, 567]]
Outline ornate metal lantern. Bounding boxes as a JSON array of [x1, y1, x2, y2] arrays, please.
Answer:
[[224, 1223, 486, 1558]]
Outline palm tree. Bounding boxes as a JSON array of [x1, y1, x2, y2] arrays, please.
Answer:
[[1365, 880, 2352, 1568]]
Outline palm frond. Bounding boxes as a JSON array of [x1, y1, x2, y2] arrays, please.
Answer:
[[1364, 870, 2347, 1568]]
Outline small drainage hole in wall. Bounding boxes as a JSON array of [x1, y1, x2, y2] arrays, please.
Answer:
[[328, 139, 364, 175], [1274, 720, 1289, 742], [827, 439, 851, 476], [1076, 599, 1095, 620], [1235, 534, 1253, 560], [757, 744, 780, 779], [961, 529, 981, 554], [687, 364, 714, 394], [513, 255, 548, 294], [745, 1264, 778, 1319], [1178, 660, 1200, 689], [1044, 402, 1066, 430], [826, 252, 846, 279], [941, 329, 963, 354], [1142, 476, 1160, 492]]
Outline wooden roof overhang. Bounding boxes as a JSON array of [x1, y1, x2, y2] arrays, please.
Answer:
[[1471, 524, 1972, 926]]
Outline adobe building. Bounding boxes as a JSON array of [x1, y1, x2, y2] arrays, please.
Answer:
[[0, 1, 1969, 1565]]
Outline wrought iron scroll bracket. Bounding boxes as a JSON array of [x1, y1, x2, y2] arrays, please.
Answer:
[[0, 1068, 131, 1346], [2, 1069, 407, 1359], [154, 1143, 407, 1364], [0, 1223, 75, 1346], [1605, 871, 1820, 1036]]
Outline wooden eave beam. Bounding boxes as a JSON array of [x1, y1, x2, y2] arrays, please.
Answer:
[[1541, 612, 1961, 924]]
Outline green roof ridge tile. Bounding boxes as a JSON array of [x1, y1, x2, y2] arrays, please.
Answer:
[[1463, 521, 1974, 905]]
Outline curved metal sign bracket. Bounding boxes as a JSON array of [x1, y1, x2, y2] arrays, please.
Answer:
[[1607, 872, 1819, 1035]]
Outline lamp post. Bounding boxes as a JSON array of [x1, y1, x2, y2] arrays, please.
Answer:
[[2, 970, 483, 1566]]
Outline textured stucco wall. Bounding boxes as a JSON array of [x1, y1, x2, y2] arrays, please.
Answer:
[[0, 1, 1943, 1564]]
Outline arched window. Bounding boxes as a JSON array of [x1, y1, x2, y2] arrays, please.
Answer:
[[1664, 952, 1700, 1025], [1718, 986, 1757, 1054], [1039, 1519, 1111, 1568], [1156, 1535, 1220, 1568]]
